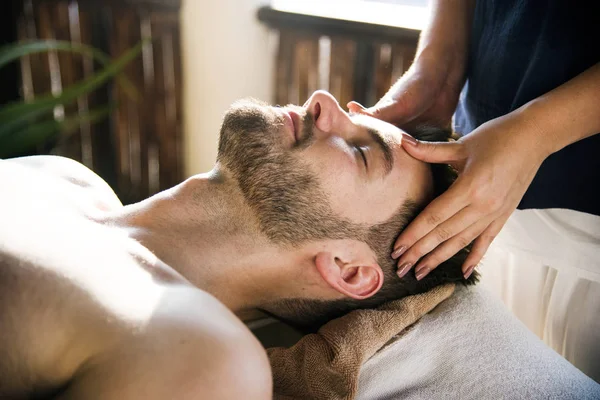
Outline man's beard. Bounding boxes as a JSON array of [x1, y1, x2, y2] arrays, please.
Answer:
[[216, 99, 356, 246]]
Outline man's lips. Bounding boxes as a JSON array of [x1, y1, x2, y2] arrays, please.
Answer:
[[283, 110, 300, 143], [288, 110, 300, 142]]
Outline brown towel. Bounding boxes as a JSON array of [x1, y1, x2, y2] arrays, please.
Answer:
[[268, 284, 455, 400]]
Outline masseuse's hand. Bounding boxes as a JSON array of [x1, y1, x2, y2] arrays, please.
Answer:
[[347, 56, 464, 129], [391, 110, 550, 280]]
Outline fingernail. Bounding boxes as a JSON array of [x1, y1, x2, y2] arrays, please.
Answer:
[[414, 263, 427, 274], [397, 262, 412, 278], [402, 134, 418, 146], [416, 267, 430, 281], [464, 265, 476, 279], [391, 246, 406, 259]]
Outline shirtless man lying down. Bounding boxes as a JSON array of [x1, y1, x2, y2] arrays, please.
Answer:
[[0, 90, 475, 399]]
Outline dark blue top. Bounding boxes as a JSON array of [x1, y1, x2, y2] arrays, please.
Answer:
[[454, 0, 600, 216]]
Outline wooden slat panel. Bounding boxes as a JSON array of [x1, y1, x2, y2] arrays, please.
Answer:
[[53, 1, 82, 162], [149, 23, 179, 189], [128, 11, 151, 199], [151, 30, 170, 191], [32, 1, 53, 97], [76, 0, 182, 11], [275, 31, 296, 106], [352, 40, 376, 106], [111, 8, 134, 198], [31, 1, 60, 156], [140, 14, 160, 196], [403, 43, 416, 74], [317, 35, 331, 92], [374, 43, 393, 101], [17, 17, 35, 103], [391, 41, 416, 83], [86, 8, 119, 191], [329, 38, 356, 109], [171, 28, 183, 184], [291, 35, 319, 105], [160, 28, 180, 187], [76, 5, 95, 169]]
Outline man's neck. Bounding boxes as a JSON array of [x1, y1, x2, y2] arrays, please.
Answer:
[[107, 169, 298, 313]]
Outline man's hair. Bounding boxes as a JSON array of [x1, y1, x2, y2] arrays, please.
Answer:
[[258, 127, 478, 333]]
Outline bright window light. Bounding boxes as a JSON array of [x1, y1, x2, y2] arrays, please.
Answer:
[[271, 0, 431, 31]]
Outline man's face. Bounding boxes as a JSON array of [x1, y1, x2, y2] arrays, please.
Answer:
[[217, 90, 432, 244]]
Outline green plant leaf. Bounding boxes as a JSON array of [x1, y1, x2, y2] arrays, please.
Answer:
[[0, 39, 141, 100], [0, 40, 145, 139], [0, 105, 113, 158]]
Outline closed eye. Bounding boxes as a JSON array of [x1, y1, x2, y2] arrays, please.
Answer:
[[354, 145, 368, 169]]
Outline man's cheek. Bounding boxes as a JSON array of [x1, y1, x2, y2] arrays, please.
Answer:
[[314, 168, 358, 213]]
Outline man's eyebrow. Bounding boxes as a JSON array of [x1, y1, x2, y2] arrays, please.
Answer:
[[367, 128, 394, 175]]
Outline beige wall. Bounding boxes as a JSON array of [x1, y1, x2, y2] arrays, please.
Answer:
[[181, 0, 275, 176]]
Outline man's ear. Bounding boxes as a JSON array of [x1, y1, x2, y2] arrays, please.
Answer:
[[313, 247, 383, 300]]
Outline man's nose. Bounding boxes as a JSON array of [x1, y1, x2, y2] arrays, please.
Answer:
[[304, 90, 353, 137]]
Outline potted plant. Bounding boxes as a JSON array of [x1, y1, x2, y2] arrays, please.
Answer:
[[0, 39, 144, 158]]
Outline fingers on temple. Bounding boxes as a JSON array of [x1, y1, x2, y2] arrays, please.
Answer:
[[462, 216, 507, 276], [393, 184, 467, 257], [411, 218, 491, 280], [399, 206, 480, 270]]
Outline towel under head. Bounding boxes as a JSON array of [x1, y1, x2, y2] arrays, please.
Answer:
[[268, 284, 455, 400]]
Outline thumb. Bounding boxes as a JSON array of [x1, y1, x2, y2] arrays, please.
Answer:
[[347, 101, 375, 116], [347, 100, 410, 125], [402, 135, 465, 164], [368, 73, 434, 125], [346, 92, 419, 125], [368, 99, 412, 125]]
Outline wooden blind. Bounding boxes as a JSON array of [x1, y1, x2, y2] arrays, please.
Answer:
[[258, 6, 419, 108], [16, 0, 183, 204]]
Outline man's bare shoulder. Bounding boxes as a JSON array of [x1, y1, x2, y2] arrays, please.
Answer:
[[0, 245, 270, 399], [59, 286, 272, 399], [2, 155, 122, 211]]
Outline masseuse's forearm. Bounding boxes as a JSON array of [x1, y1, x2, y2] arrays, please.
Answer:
[[414, 0, 476, 71], [519, 63, 600, 157]]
